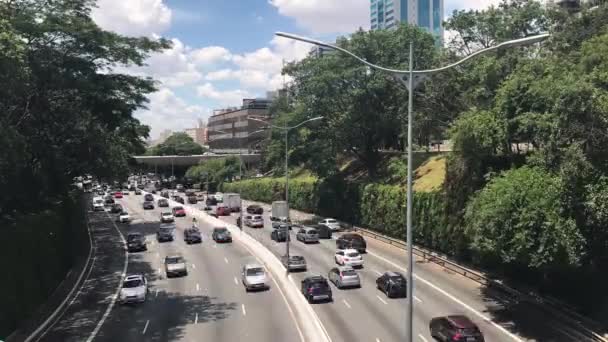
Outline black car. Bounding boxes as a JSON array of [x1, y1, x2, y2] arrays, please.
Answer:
[[135, 189, 142, 195], [157, 224, 175, 242], [173, 196, 185, 204], [271, 228, 290, 242], [429, 315, 485, 342], [144, 193, 154, 201], [184, 227, 202, 244], [336, 233, 367, 253], [187, 195, 197, 204], [157, 198, 169, 207], [161, 190, 170, 198], [212, 227, 232, 243], [376, 271, 407, 298], [104, 196, 115, 205], [142, 201, 154, 210], [126, 233, 147, 252], [301, 276, 332, 303], [246, 204, 263, 215], [110, 203, 123, 213], [137, 184, 144, 189], [312, 224, 332, 239], [206, 197, 218, 206]]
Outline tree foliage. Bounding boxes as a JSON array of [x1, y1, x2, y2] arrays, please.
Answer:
[[146, 132, 206, 156], [185, 157, 240, 192]]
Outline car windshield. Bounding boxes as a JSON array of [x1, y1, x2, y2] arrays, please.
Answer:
[[120, 211, 128, 215], [162, 213, 171, 216], [342, 269, 357, 276], [307, 230, 318, 235], [460, 328, 478, 335], [174, 206, 183, 210], [327, 219, 337, 224], [166, 257, 184, 264], [347, 252, 359, 258], [160, 228, 173, 234], [390, 276, 405, 283], [291, 256, 304, 262], [311, 281, 329, 288], [127, 234, 141, 241], [246, 267, 264, 276], [94, 199, 103, 204], [215, 228, 227, 233], [253, 215, 262, 220], [123, 279, 143, 288]]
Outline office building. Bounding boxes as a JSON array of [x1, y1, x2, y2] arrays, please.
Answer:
[[184, 119, 207, 145], [370, 0, 443, 41], [207, 98, 271, 153]]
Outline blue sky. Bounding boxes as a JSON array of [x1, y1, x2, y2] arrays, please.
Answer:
[[91, 0, 499, 139]]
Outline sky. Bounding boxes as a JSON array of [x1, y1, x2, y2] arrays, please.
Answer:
[[91, 0, 501, 139]]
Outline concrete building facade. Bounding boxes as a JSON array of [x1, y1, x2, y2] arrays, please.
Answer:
[[370, 0, 443, 41]]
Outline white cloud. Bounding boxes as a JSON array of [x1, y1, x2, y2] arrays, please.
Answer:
[[205, 69, 237, 81], [270, 0, 369, 34], [196, 83, 253, 107], [190, 46, 233, 66], [136, 87, 206, 139], [92, 0, 172, 36]]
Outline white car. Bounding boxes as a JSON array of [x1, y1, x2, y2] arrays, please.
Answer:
[[319, 218, 341, 232], [92, 197, 104, 211], [118, 211, 131, 223], [165, 255, 187, 277], [334, 249, 364, 268], [119, 274, 148, 304], [241, 263, 268, 291], [160, 212, 174, 223]]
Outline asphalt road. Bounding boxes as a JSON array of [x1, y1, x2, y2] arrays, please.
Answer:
[[90, 193, 303, 342]]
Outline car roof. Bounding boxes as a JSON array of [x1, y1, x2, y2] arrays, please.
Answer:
[[161, 212, 172, 215], [127, 232, 142, 236], [243, 262, 263, 269], [337, 265, 355, 272], [446, 315, 476, 328], [304, 275, 326, 282], [386, 271, 404, 278], [342, 233, 363, 239]]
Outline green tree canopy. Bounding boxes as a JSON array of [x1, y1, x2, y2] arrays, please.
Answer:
[[186, 157, 240, 192], [147, 132, 206, 156]]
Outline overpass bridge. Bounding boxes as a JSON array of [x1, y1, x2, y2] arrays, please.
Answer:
[[133, 153, 261, 167]]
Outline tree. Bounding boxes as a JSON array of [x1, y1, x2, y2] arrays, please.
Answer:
[[147, 132, 206, 156], [464, 166, 584, 273], [186, 157, 239, 192]]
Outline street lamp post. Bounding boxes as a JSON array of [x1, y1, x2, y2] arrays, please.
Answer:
[[276, 31, 549, 341], [250, 116, 323, 269]]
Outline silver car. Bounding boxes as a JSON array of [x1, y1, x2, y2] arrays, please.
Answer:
[[119, 274, 148, 304], [319, 218, 341, 232], [328, 266, 361, 289], [164, 255, 187, 277], [296, 227, 319, 243], [281, 255, 307, 271], [248, 215, 264, 228], [241, 263, 268, 291]]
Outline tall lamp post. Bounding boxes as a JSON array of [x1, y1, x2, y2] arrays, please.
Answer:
[[250, 116, 323, 268], [276, 31, 550, 341]]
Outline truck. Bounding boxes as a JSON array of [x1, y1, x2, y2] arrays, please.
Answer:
[[224, 193, 241, 212], [271, 201, 289, 221]]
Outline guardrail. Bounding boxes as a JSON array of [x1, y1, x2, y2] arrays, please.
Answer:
[[351, 225, 608, 342]]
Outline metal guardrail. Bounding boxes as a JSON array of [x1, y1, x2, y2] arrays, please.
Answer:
[[351, 226, 608, 342]]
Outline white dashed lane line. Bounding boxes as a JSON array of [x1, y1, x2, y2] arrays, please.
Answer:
[[194, 313, 199, 324], [418, 334, 428, 342], [342, 299, 351, 309], [196, 283, 200, 291], [241, 304, 247, 316], [142, 320, 150, 335], [376, 295, 388, 305], [234, 277, 238, 285], [414, 296, 422, 303], [224, 257, 229, 264]]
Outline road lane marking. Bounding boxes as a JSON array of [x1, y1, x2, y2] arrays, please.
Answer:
[[366, 250, 523, 341], [157, 267, 161, 275], [342, 299, 351, 309], [194, 313, 199, 324], [376, 338, 381, 342], [376, 295, 388, 305], [213, 244, 217, 248], [142, 320, 149, 334], [224, 257, 229, 264], [418, 334, 428, 342], [234, 277, 238, 285], [374, 270, 383, 276], [196, 283, 200, 291], [241, 304, 246, 316], [192, 263, 196, 269], [414, 296, 422, 303], [155, 289, 159, 297]]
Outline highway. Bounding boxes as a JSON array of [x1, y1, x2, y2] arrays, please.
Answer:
[[92, 193, 303, 342]]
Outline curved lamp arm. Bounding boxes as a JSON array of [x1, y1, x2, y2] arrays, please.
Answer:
[[249, 116, 323, 131]]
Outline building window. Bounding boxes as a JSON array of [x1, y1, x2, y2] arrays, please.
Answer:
[[371, 24, 378, 29], [386, 9, 394, 15], [432, 0, 441, 36], [386, 15, 394, 22], [371, 16, 377, 22], [418, 0, 430, 30], [400, 0, 408, 22]]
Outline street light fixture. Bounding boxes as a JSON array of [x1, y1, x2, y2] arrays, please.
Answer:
[[276, 30, 550, 342], [249, 116, 323, 268]]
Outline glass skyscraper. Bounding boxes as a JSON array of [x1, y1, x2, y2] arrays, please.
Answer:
[[370, 0, 443, 41]]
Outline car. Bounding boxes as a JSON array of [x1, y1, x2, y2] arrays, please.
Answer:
[[272, 217, 292, 229], [172, 206, 186, 217], [144, 193, 154, 201], [160, 212, 174, 223], [318, 218, 341, 232], [216, 205, 230, 216], [206, 196, 218, 206], [214, 192, 224, 202], [114, 191, 123, 199], [157, 198, 169, 207], [110, 203, 123, 214], [184, 227, 202, 244], [92, 197, 105, 211], [196, 193, 205, 201], [142, 201, 154, 210], [429, 315, 485, 342], [129, 184, 136, 191], [137, 183, 144, 189], [135, 189, 142, 195], [207, 210, 219, 218], [246, 204, 263, 215], [160, 190, 170, 198], [335, 248, 364, 268], [301, 276, 332, 303], [122, 189, 130, 195], [212, 227, 232, 242], [271, 228, 290, 242], [164, 255, 187, 277], [187, 195, 197, 204], [185, 189, 196, 196], [126, 232, 147, 252], [157, 224, 175, 242], [173, 195, 185, 204], [336, 233, 367, 253], [281, 255, 307, 271], [202, 205, 212, 212], [176, 184, 185, 192], [241, 263, 268, 291], [376, 271, 407, 298], [328, 266, 361, 289], [312, 224, 332, 239], [247, 215, 264, 228], [118, 211, 131, 223], [119, 274, 148, 304], [296, 227, 319, 243], [104, 195, 115, 205]]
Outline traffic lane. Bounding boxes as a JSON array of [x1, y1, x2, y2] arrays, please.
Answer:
[[141, 193, 303, 342], [38, 210, 126, 342]]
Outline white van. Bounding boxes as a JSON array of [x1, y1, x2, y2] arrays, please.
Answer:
[[92, 196, 104, 211]]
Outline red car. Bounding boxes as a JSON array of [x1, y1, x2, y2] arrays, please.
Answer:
[[114, 191, 123, 199], [172, 206, 186, 217], [216, 205, 230, 216]]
